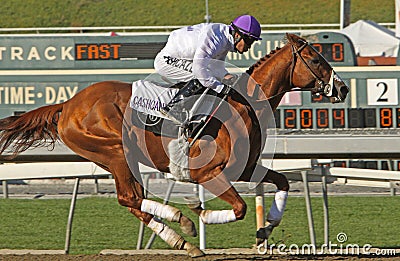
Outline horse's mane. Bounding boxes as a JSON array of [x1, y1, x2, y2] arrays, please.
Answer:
[[246, 46, 283, 75], [229, 46, 283, 106]]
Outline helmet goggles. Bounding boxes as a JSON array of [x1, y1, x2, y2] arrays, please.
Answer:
[[231, 23, 257, 47]]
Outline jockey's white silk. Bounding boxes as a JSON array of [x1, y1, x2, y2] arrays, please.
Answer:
[[154, 23, 235, 93]]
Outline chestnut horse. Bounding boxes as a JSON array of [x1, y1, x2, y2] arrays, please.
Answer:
[[0, 34, 347, 256]]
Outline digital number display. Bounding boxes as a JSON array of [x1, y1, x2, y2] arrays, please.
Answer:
[[276, 107, 400, 129], [316, 109, 329, 128], [274, 110, 281, 129], [311, 43, 344, 62], [300, 109, 313, 129], [331, 160, 400, 171], [347, 109, 364, 128], [397, 108, 400, 127], [284, 109, 296, 129], [332, 109, 345, 128], [380, 108, 393, 128]]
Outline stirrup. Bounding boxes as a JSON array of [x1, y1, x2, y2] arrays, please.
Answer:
[[160, 79, 204, 125]]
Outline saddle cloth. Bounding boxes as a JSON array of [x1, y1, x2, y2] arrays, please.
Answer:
[[129, 80, 178, 120], [128, 80, 215, 138]]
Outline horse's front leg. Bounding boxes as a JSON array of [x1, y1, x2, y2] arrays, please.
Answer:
[[252, 164, 289, 245]]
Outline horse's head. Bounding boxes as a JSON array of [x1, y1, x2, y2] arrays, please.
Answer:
[[286, 33, 348, 103]]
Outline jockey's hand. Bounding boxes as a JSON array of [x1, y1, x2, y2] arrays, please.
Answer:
[[222, 73, 238, 87]]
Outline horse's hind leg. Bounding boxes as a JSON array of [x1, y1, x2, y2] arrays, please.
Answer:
[[110, 159, 203, 257], [129, 208, 203, 257], [122, 155, 197, 237], [111, 158, 197, 236]]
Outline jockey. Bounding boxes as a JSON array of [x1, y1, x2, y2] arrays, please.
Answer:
[[154, 15, 262, 121]]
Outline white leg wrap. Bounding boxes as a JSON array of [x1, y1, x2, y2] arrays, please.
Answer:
[[148, 218, 185, 249], [266, 190, 288, 226], [200, 209, 236, 224], [141, 199, 181, 222]]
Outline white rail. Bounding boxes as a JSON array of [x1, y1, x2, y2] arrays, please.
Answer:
[[0, 23, 395, 34]]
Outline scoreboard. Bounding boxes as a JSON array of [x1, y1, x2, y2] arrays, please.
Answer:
[[306, 31, 356, 66], [274, 62, 400, 131], [1, 31, 400, 170], [0, 31, 399, 132], [271, 32, 400, 131], [275, 107, 400, 129], [275, 88, 400, 129]]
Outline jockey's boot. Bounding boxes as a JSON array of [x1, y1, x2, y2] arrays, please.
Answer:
[[160, 79, 204, 124]]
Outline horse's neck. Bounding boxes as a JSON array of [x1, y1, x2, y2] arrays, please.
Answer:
[[225, 46, 293, 133], [249, 45, 292, 110]]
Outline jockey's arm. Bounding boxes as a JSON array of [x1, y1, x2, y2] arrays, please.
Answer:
[[192, 31, 231, 93], [192, 55, 226, 93]]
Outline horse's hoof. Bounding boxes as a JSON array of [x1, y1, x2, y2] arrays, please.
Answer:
[[256, 224, 274, 245], [184, 242, 205, 257], [256, 237, 265, 246], [180, 215, 197, 237]]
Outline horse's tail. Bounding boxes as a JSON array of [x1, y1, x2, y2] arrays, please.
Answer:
[[0, 103, 64, 158]]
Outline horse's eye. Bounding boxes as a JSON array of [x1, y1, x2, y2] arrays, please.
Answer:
[[310, 58, 320, 65]]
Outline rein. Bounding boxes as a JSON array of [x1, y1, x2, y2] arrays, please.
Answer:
[[248, 40, 333, 104]]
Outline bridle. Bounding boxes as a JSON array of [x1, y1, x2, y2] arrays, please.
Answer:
[[289, 40, 333, 96], [250, 39, 335, 102]]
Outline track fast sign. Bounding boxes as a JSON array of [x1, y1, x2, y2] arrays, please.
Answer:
[[0, 32, 356, 69], [0, 37, 75, 68], [0, 36, 167, 69]]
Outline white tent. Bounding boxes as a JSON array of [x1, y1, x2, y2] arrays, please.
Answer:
[[340, 20, 400, 57]]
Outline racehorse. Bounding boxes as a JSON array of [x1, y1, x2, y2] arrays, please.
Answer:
[[0, 33, 347, 257]]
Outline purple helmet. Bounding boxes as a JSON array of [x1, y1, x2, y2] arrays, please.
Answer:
[[231, 15, 262, 40]]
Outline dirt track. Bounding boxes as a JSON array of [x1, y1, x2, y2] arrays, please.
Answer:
[[0, 249, 399, 260], [1, 254, 400, 260]]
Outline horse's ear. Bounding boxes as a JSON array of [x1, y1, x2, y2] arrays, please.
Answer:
[[286, 33, 303, 46], [285, 33, 292, 42], [286, 33, 297, 44]]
